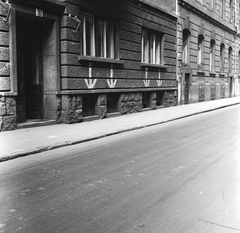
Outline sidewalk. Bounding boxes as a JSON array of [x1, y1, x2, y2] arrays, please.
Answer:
[[1, 97, 240, 162]]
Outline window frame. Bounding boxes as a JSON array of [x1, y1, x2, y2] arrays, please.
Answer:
[[182, 29, 190, 65], [229, 0, 234, 22], [141, 28, 165, 66], [209, 39, 215, 72], [79, 11, 119, 61], [220, 43, 225, 73], [228, 46, 232, 73], [210, 0, 215, 10], [197, 35, 204, 67]]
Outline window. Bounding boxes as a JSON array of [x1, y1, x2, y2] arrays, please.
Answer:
[[228, 46, 232, 73], [230, 0, 234, 22], [221, 0, 225, 18], [210, 0, 215, 10], [210, 40, 215, 72], [197, 35, 204, 67], [80, 12, 116, 59], [182, 29, 190, 64], [142, 29, 164, 65], [220, 43, 225, 72]]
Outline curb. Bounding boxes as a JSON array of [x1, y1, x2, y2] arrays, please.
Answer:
[[1, 101, 240, 163]]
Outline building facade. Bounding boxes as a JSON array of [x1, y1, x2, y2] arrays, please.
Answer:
[[0, 0, 177, 131], [177, 0, 240, 104]]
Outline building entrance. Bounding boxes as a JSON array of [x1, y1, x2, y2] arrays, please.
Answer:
[[16, 18, 43, 122], [184, 73, 190, 104]]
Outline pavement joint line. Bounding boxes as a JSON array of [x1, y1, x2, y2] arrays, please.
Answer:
[[1, 101, 240, 163]]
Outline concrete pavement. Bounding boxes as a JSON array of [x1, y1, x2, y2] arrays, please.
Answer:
[[1, 97, 240, 162]]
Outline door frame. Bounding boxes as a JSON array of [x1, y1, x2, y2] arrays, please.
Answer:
[[10, 3, 61, 121]]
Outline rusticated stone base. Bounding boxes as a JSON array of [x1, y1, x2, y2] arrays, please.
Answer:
[[119, 93, 142, 115], [96, 94, 107, 119], [150, 92, 157, 110], [163, 91, 178, 107], [57, 95, 83, 124], [0, 96, 16, 131]]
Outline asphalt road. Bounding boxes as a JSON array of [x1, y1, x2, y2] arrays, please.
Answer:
[[0, 105, 240, 233]]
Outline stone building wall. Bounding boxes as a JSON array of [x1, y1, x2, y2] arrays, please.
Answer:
[[56, 0, 178, 123], [177, 0, 240, 104], [0, 0, 177, 131], [0, 2, 16, 131]]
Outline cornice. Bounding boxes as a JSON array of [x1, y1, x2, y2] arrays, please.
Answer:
[[178, 0, 237, 34]]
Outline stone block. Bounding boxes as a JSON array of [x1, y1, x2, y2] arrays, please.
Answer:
[[42, 56, 57, 90], [0, 17, 9, 31], [150, 92, 157, 110], [57, 96, 61, 111], [98, 94, 107, 106], [0, 5, 8, 16], [0, 47, 9, 61], [68, 109, 82, 123], [61, 95, 70, 110], [61, 41, 80, 54], [0, 115, 16, 131], [0, 62, 10, 75], [0, 102, 6, 116], [0, 76, 10, 91], [76, 96, 82, 109], [0, 96, 6, 102], [96, 94, 107, 119], [0, 32, 9, 46], [69, 96, 75, 110], [98, 106, 107, 119]]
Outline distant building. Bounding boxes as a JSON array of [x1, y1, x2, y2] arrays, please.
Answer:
[[0, 0, 177, 131], [177, 0, 240, 104]]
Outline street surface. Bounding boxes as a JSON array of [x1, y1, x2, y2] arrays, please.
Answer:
[[0, 105, 240, 233]]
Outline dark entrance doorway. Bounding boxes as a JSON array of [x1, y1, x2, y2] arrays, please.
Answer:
[[184, 73, 190, 104], [229, 77, 233, 97], [16, 18, 43, 123]]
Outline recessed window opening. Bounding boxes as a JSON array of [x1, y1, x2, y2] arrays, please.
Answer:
[[156, 91, 165, 106], [197, 35, 204, 66], [107, 93, 119, 113], [229, 0, 233, 22], [142, 92, 151, 108], [228, 46, 232, 73], [210, 0, 215, 10], [220, 43, 225, 72], [182, 29, 190, 64], [82, 94, 97, 117], [210, 39, 215, 72]]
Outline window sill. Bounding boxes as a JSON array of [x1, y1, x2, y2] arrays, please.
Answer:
[[78, 56, 124, 65], [141, 63, 167, 70]]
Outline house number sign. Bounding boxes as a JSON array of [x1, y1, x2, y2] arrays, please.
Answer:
[[36, 9, 43, 17]]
